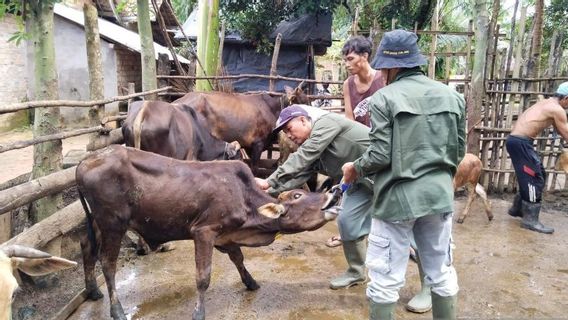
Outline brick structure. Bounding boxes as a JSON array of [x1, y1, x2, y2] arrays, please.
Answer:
[[115, 45, 142, 94]]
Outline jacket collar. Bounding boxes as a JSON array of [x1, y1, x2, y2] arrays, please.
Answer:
[[393, 67, 425, 83]]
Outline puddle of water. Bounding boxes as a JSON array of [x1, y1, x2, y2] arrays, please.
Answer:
[[557, 269, 568, 274], [128, 286, 196, 319]]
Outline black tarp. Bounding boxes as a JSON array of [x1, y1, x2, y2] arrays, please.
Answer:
[[175, 10, 331, 92]]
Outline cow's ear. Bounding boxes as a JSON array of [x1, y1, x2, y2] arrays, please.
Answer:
[[12, 256, 77, 276], [257, 203, 286, 219]]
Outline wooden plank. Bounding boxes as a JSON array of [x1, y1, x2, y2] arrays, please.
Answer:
[[50, 274, 105, 320], [0, 200, 85, 248], [0, 167, 76, 216]]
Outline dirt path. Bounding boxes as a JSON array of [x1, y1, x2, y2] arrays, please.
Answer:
[[64, 198, 568, 320], [3, 128, 568, 319]]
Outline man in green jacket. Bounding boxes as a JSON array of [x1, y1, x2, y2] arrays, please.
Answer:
[[342, 29, 466, 319], [255, 104, 373, 290]]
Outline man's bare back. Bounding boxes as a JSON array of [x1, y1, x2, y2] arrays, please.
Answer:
[[511, 97, 568, 140]]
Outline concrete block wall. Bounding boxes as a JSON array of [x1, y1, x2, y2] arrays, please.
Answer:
[[0, 15, 29, 132]]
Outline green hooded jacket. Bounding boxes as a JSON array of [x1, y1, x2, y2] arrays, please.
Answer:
[[353, 69, 466, 221]]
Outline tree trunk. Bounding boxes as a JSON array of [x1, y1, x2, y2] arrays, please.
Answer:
[[196, 0, 219, 91], [522, 0, 544, 108], [83, 1, 105, 150], [137, 0, 158, 99], [30, 1, 63, 223], [467, 0, 490, 156], [428, 0, 439, 79]]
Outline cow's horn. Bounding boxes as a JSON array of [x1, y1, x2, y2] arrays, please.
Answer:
[[1, 245, 52, 259], [296, 80, 305, 90], [257, 203, 286, 219]]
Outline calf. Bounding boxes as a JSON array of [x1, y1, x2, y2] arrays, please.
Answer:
[[0, 245, 76, 319], [453, 153, 493, 223], [122, 100, 241, 161], [76, 145, 337, 320]]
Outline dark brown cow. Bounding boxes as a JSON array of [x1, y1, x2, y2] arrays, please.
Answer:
[[122, 100, 241, 161], [76, 145, 337, 320], [174, 86, 309, 173]]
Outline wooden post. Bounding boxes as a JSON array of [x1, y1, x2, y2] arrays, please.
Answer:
[[428, 0, 439, 79], [151, 0, 186, 77], [391, 18, 397, 30], [464, 20, 473, 99], [269, 33, 283, 92], [137, 0, 158, 99], [352, 7, 360, 35]]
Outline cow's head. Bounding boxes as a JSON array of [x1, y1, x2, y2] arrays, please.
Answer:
[[223, 141, 242, 160], [284, 83, 310, 105], [0, 246, 77, 319], [257, 190, 337, 233]]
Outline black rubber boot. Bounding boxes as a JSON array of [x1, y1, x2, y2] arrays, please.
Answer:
[[508, 193, 522, 217], [520, 201, 554, 234]]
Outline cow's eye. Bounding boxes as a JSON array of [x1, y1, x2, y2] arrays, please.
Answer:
[[293, 193, 302, 199]]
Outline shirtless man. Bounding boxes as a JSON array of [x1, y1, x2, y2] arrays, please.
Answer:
[[506, 82, 568, 234]]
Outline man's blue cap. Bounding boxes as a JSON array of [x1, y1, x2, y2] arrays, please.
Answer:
[[274, 105, 309, 132], [557, 82, 568, 96], [371, 29, 428, 69]]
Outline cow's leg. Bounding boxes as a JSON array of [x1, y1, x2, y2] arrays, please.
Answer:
[[475, 183, 494, 221], [192, 230, 216, 320], [250, 140, 265, 175], [216, 245, 259, 290], [100, 229, 128, 320], [457, 184, 476, 224], [80, 233, 103, 300]]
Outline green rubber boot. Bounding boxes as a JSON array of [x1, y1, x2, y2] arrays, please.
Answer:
[[330, 237, 366, 289], [431, 293, 457, 320], [406, 257, 432, 313], [369, 301, 395, 320]]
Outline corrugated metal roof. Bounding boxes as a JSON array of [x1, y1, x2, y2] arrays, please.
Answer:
[[54, 3, 189, 64]]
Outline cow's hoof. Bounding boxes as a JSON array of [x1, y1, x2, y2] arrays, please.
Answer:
[[158, 242, 176, 252], [245, 279, 260, 291], [456, 217, 465, 224], [192, 309, 205, 320], [86, 288, 104, 301], [110, 303, 127, 320], [136, 246, 150, 255]]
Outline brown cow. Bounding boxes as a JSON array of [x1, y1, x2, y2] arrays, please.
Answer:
[[0, 245, 76, 319], [453, 153, 493, 223], [174, 86, 309, 173], [76, 145, 337, 320], [122, 100, 241, 161]]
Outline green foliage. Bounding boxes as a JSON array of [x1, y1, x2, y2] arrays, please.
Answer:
[[0, 0, 61, 46], [171, 0, 197, 23], [116, 0, 129, 14]]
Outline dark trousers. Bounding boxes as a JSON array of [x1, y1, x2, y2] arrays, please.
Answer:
[[505, 135, 546, 203]]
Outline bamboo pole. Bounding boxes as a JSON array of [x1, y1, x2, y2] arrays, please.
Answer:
[[151, 0, 186, 76], [428, 0, 439, 79], [0, 87, 171, 115], [0, 126, 111, 154], [464, 20, 473, 98], [0, 167, 76, 216], [269, 33, 283, 92]]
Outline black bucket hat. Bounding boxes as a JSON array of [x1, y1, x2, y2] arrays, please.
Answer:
[[370, 29, 427, 69]]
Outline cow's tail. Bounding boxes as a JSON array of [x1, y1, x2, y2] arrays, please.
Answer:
[[132, 101, 148, 149], [78, 189, 98, 256], [474, 183, 487, 201]]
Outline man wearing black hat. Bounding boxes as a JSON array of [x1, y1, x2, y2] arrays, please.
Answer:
[[255, 104, 374, 290], [342, 29, 465, 319]]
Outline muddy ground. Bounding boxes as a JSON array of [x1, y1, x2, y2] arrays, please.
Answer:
[[2, 130, 568, 319]]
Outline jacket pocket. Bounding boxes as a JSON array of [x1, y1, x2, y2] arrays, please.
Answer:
[[366, 233, 391, 274]]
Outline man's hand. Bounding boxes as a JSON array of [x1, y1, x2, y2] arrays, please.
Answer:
[[255, 177, 270, 190], [341, 162, 358, 184]]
